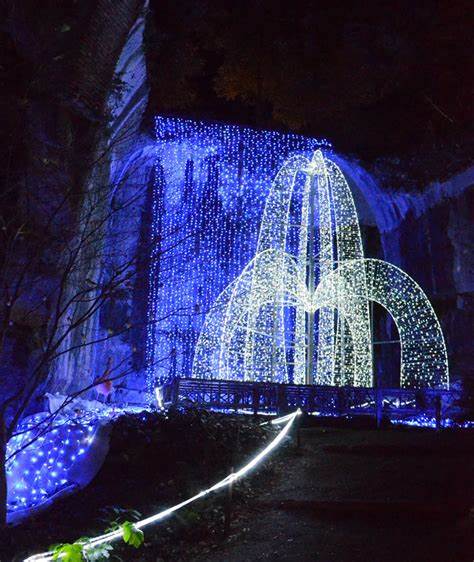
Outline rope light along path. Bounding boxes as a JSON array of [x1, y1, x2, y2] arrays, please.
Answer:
[[24, 409, 302, 562]]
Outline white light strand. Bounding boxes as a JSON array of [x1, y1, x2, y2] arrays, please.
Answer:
[[313, 259, 449, 388], [193, 150, 449, 390], [23, 410, 301, 562]]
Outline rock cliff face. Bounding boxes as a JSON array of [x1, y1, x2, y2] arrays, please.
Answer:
[[49, 2, 155, 398], [1, 1, 153, 408], [389, 178, 474, 387]]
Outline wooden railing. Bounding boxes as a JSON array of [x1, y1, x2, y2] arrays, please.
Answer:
[[163, 377, 459, 428]]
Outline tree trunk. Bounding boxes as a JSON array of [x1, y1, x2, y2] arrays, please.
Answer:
[[0, 413, 8, 531]]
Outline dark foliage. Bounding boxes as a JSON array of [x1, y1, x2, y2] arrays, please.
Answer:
[[145, 0, 473, 176]]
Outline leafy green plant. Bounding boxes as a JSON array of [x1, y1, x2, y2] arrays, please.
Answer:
[[51, 542, 84, 562], [51, 540, 115, 562], [121, 521, 144, 548], [85, 543, 114, 561], [49, 519, 144, 561]]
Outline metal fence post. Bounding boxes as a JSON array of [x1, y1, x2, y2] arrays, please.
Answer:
[[277, 384, 288, 415], [296, 415, 301, 450], [337, 387, 346, 417], [252, 384, 259, 417], [172, 377, 180, 405], [376, 387, 383, 429], [435, 394, 442, 431]]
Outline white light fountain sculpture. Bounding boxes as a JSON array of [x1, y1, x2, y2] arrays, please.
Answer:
[[192, 150, 449, 389]]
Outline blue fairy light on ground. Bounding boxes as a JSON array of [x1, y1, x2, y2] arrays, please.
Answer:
[[6, 412, 97, 516]]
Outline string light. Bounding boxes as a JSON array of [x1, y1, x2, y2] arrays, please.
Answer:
[[392, 415, 474, 429], [314, 258, 449, 388], [23, 409, 301, 562], [6, 413, 96, 517], [146, 117, 331, 400], [7, 405, 148, 520], [193, 150, 449, 389]]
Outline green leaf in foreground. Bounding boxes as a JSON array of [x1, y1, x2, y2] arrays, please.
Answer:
[[51, 542, 84, 562], [121, 521, 145, 548]]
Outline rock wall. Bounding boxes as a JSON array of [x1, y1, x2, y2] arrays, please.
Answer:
[[50, 2, 156, 400], [0, 0, 153, 414]]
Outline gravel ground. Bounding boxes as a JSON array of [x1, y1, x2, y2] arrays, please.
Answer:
[[190, 424, 474, 562]]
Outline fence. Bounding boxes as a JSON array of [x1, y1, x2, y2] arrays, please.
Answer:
[[163, 377, 461, 428]]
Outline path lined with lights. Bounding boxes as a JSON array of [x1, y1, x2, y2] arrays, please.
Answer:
[[23, 409, 301, 562]]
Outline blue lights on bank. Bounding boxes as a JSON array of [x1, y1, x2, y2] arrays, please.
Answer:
[[7, 412, 96, 516], [7, 405, 152, 518]]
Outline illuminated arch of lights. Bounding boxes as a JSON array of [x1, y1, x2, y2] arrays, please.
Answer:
[[193, 150, 449, 389]]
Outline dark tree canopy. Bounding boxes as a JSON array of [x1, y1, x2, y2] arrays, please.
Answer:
[[147, 0, 473, 161]]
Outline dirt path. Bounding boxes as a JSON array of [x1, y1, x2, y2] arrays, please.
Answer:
[[192, 425, 474, 562]]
